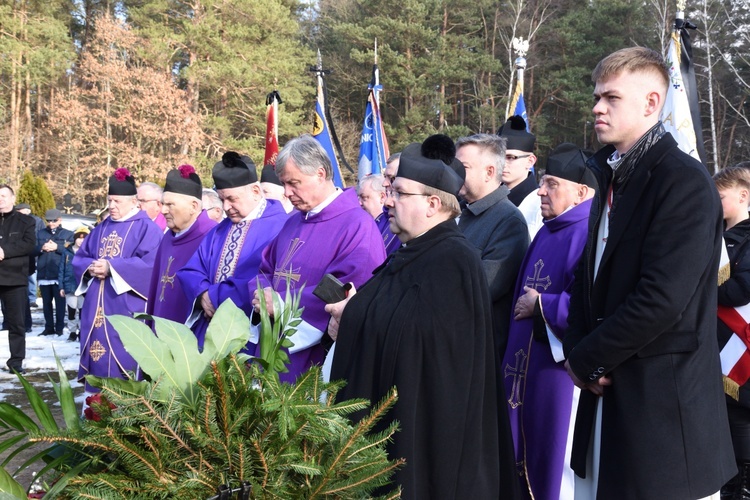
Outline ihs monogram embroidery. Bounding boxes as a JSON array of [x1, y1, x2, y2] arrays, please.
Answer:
[[99, 231, 123, 258]]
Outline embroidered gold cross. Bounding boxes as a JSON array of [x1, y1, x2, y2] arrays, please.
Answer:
[[159, 256, 176, 302], [90, 340, 106, 362]]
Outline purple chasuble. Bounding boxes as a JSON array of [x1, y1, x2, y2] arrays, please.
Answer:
[[72, 211, 163, 392], [147, 210, 217, 322], [255, 188, 386, 383], [501, 198, 591, 500], [176, 199, 288, 349], [375, 206, 400, 255]]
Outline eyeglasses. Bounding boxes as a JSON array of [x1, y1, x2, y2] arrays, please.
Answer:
[[385, 188, 429, 200], [506, 154, 532, 162], [46, 219, 59, 223], [137, 198, 159, 204]]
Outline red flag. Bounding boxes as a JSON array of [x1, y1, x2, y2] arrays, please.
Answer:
[[263, 91, 282, 167]]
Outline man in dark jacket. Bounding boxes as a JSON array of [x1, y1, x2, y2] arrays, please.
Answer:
[[563, 46, 735, 499], [35, 208, 73, 336], [0, 185, 36, 373]]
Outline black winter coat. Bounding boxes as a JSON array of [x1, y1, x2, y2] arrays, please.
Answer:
[[0, 210, 36, 287]]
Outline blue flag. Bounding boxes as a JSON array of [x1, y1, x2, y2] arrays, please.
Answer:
[[512, 93, 530, 132], [312, 81, 345, 188], [358, 65, 390, 179]]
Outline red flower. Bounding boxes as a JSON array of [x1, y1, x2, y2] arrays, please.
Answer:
[[114, 168, 131, 181], [84, 393, 116, 421], [178, 164, 195, 178]]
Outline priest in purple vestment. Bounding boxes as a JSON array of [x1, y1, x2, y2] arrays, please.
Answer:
[[73, 168, 163, 392], [147, 165, 217, 323], [177, 152, 288, 349], [501, 144, 596, 500], [252, 134, 386, 384], [137, 182, 168, 232]]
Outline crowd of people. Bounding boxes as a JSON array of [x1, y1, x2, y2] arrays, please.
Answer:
[[0, 46, 746, 499]]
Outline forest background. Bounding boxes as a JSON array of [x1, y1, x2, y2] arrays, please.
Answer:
[[0, 0, 747, 211]]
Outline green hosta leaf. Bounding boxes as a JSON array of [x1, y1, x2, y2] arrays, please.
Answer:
[[50, 347, 81, 432], [108, 314, 177, 386], [151, 317, 205, 404], [204, 299, 250, 361], [0, 465, 25, 498]]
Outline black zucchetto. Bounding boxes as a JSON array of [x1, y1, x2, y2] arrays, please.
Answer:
[[212, 152, 257, 189]]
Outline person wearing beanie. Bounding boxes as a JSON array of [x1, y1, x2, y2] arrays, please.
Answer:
[[146, 165, 217, 324], [498, 115, 543, 238], [72, 167, 163, 393], [0, 185, 36, 374], [251, 134, 385, 384], [327, 147, 520, 500], [59, 226, 90, 341], [35, 208, 74, 337], [455, 133, 529, 360], [178, 151, 288, 350], [501, 143, 596, 499]]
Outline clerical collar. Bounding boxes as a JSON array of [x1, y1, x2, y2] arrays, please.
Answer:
[[241, 198, 267, 223], [116, 207, 141, 222], [173, 216, 198, 238], [305, 188, 342, 219]]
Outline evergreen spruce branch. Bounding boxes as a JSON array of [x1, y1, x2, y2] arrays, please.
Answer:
[[134, 395, 212, 469], [210, 359, 233, 443], [139, 425, 165, 473], [31, 434, 116, 454], [318, 459, 403, 497], [252, 439, 270, 489], [104, 428, 174, 485], [346, 423, 399, 461], [308, 388, 398, 498]]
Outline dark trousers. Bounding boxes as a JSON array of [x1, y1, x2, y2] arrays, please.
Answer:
[[40, 283, 66, 333], [0, 285, 27, 370], [728, 397, 750, 461]]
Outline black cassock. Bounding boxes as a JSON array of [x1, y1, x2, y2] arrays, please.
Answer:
[[331, 220, 520, 500]]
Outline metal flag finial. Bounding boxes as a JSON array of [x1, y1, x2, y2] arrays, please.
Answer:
[[512, 37, 529, 58]]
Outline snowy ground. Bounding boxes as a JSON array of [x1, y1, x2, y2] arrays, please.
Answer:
[[0, 298, 85, 405]]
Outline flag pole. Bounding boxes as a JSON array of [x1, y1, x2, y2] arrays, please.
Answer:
[[507, 37, 530, 131]]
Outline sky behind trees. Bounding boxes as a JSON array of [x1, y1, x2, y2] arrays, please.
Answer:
[[0, 0, 746, 209]]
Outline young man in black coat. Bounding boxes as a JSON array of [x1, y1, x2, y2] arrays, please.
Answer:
[[563, 46, 736, 499]]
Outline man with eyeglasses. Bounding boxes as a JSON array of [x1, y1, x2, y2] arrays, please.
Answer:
[[455, 133, 529, 360], [252, 134, 385, 383], [358, 173, 399, 255], [73, 168, 163, 392], [327, 149, 520, 499], [498, 115, 543, 238], [34, 208, 73, 336], [201, 188, 225, 223], [137, 182, 167, 232]]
